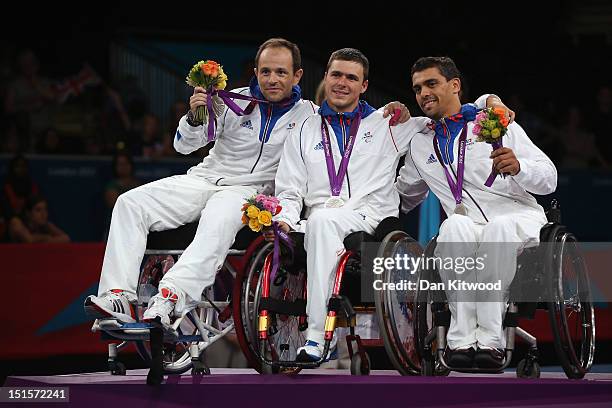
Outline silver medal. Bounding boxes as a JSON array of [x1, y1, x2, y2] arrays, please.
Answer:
[[454, 203, 468, 215], [324, 196, 345, 208]]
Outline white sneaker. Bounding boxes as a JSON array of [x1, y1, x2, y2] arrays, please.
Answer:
[[143, 287, 178, 328], [296, 338, 338, 363], [84, 290, 136, 323]]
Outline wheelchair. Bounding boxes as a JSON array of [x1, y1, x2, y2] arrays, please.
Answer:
[[233, 217, 414, 375], [90, 223, 264, 383], [376, 200, 595, 379]]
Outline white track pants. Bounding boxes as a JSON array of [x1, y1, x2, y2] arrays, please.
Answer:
[[98, 174, 256, 312], [303, 208, 378, 344], [434, 213, 543, 349]]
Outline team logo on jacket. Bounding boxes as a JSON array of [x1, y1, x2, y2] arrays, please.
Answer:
[[287, 122, 295, 130], [314, 141, 324, 150], [466, 138, 474, 150], [426, 154, 437, 164], [362, 131, 373, 143], [240, 120, 253, 130]]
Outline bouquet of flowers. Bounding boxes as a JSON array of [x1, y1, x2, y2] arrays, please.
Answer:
[[241, 194, 282, 232], [473, 107, 510, 186], [186, 60, 229, 124], [472, 107, 509, 143]]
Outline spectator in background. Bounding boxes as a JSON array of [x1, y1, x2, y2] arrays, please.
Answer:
[[35, 127, 62, 154], [4, 49, 56, 151], [315, 79, 325, 106], [161, 100, 189, 157], [105, 151, 141, 212], [560, 106, 607, 169], [1, 154, 39, 218], [98, 85, 132, 154], [129, 113, 163, 158], [588, 86, 612, 167], [103, 151, 141, 239], [8, 195, 70, 243]]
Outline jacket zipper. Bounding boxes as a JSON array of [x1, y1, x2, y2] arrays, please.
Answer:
[[441, 119, 489, 222], [250, 104, 273, 173]]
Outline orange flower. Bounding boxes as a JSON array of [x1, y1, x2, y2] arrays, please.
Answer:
[[241, 213, 249, 225], [493, 107, 506, 117], [241, 203, 249, 211], [500, 117, 509, 127], [201, 61, 220, 78]]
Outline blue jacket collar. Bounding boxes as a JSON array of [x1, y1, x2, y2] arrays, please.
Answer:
[[430, 103, 478, 140], [318, 100, 376, 119], [430, 104, 478, 165]]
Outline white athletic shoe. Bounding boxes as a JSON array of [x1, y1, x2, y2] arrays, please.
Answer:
[[296, 338, 338, 363], [143, 287, 178, 328], [84, 289, 136, 323]]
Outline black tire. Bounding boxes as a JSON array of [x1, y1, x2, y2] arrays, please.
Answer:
[[413, 239, 446, 367], [109, 361, 126, 376], [420, 358, 434, 377], [350, 352, 371, 376], [233, 242, 272, 372], [546, 230, 595, 379], [516, 358, 541, 379], [238, 243, 305, 374], [375, 231, 422, 375]]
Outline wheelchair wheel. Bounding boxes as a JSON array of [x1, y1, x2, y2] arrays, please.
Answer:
[[233, 242, 271, 372], [350, 352, 371, 376], [413, 238, 450, 376], [547, 230, 595, 379], [375, 231, 423, 375], [234, 242, 305, 373], [252, 253, 306, 374]]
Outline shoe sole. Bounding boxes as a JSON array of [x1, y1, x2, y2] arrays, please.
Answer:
[[142, 315, 172, 330], [84, 298, 136, 323], [295, 349, 338, 364]]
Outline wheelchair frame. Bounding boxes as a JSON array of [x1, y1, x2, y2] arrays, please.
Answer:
[[234, 219, 412, 375], [379, 201, 596, 379], [90, 228, 266, 383]]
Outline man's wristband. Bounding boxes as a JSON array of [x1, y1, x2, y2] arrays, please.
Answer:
[[186, 110, 203, 127]]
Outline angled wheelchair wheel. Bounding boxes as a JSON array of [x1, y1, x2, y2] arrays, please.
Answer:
[[234, 242, 305, 373], [252, 253, 306, 374], [233, 242, 272, 372], [413, 238, 450, 376], [375, 231, 422, 375], [546, 229, 595, 379]]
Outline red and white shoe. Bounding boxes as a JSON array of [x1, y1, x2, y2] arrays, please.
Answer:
[[84, 289, 136, 323], [143, 287, 178, 328]]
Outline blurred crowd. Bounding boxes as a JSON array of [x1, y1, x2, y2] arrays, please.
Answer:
[[0, 49, 212, 160]]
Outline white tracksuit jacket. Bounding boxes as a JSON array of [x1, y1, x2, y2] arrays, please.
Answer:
[[396, 110, 557, 349], [273, 97, 489, 345], [175, 85, 318, 188]]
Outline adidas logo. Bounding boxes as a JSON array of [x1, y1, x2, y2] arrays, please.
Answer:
[[426, 154, 437, 164], [240, 120, 253, 130], [314, 141, 324, 150]]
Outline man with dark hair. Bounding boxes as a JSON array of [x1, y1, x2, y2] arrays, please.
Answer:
[[396, 56, 557, 369], [271, 49, 509, 362], [84, 39, 409, 328]]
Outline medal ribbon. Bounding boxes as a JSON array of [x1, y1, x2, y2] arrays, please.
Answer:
[[320, 113, 361, 196]]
